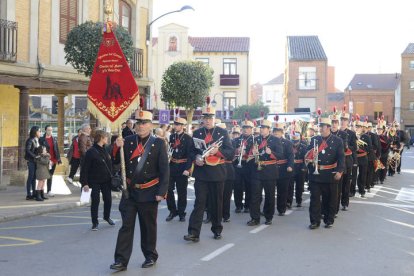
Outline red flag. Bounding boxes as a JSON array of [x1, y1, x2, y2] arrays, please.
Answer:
[[87, 28, 139, 127]]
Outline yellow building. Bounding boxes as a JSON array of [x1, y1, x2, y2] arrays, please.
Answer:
[[0, 0, 152, 185]]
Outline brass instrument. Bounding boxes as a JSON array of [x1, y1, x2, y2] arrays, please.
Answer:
[[356, 133, 368, 149], [201, 136, 224, 159], [236, 140, 245, 168], [167, 145, 174, 162], [387, 149, 401, 172], [313, 139, 319, 175]]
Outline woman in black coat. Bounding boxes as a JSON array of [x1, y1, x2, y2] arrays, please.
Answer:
[[25, 126, 41, 200], [80, 130, 115, 231]]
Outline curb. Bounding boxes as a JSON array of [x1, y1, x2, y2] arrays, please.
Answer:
[[0, 192, 123, 224]]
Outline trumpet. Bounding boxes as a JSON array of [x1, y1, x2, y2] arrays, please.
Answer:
[[167, 145, 174, 162], [201, 136, 224, 158], [356, 133, 367, 149], [253, 141, 263, 171], [236, 141, 245, 168], [313, 139, 319, 175]]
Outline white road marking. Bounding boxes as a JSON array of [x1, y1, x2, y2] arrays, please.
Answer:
[[201, 243, 234, 261], [285, 210, 293, 215], [395, 188, 414, 202], [385, 219, 414, 229], [364, 186, 383, 198], [350, 200, 414, 209], [249, 224, 269, 234]]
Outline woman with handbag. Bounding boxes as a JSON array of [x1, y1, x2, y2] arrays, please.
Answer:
[[80, 130, 115, 231]]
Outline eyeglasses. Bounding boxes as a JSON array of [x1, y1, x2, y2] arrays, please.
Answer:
[[136, 120, 150, 125]]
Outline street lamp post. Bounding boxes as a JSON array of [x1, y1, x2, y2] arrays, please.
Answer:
[[146, 5, 194, 45]]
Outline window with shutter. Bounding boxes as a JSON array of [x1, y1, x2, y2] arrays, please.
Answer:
[[60, 0, 78, 44], [119, 1, 131, 33]]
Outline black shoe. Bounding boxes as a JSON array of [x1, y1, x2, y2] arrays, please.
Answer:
[[184, 234, 199, 242], [91, 223, 98, 231], [309, 223, 320, 230], [296, 203, 302, 207], [325, 223, 333, 229], [40, 191, 48, 200], [247, 219, 259, 226], [110, 262, 127, 271], [360, 194, 365, 198], [235, 208, 242, 213], [243, 208, 250, 213], [265, 219, 272, 225], [380, 181, 384, 184], [166, 212, 177, 222], [214, 233, 222, 240], [26, 195, 33, 200], [278, 212, 285, 216], [286, 203, 292, 209], [105, 218, 115, 226], [179, 216, 186, 222], [141, 259, 156, 268], [342, 206, 348, 211], [223, 218, 230, 223], [203, 218, 211, 224]]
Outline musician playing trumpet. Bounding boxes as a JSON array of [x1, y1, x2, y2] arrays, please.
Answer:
[[376, 119, 390, 183], [247, 119, 283, 226], [307, 114, 345, 229], [354, 117, 372, 198], [184, 97, 234, 242]]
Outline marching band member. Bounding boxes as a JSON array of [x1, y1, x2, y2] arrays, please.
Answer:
[[166, 113, 196, 222], [353, 116, 372, 198], [387, 125, 401, 176], [272, 116, 294, 214], [366, 122, 380, 189], [395, 122, 406, 174], [307, 114, 345, 229], [376, 119, 390, 184], [287, 122, 307, 208], [339, 107, 357, 210], [247, 119, 283, 226], [233, 117, 255, 213], [184, 97, 234, 242]]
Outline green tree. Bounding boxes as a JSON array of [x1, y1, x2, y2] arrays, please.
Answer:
[[232, 102, 270, 121], [161, 61, 214, 126], [64, 21, 134, 77]]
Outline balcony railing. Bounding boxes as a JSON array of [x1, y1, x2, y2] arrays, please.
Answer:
[[220, 74, 239, 86], [129, 47, 143, 78], [296, 79, 319, 90], [0, 19, 18, 62]]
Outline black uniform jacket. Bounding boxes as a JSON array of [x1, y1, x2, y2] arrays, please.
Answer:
[[367, 132, 380, 161], [292, 141, 307, 173], [278, 138, 295, 179], [356, 133, 372, 166], [113, 134, 169, 202], [252, 135, 283, 181], [169, 132, 196, 177], [192, 127, 234, 182], [80, 143, 112, 187], [307, 134, 345, 183], [344, 128, 357, 166], [379, 134, 391, 158], [332, 129, 352, 170]]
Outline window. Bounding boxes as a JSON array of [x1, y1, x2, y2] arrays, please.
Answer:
[[223, 91, 237, 112], [410, 61, 414, 69], [298, 97, 316, 112], [60, 0, 78, 44], [223, 58, 237, 75], [196, 58, 209, 65], [410, 81, 414, 90], [298, 67, 316, 90], [168, 36, 178, 52], [119, 1, 131, 33], [373, 102, 383, 120], [410, 102, 414, 110]]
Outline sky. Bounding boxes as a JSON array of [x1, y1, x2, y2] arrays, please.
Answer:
[[152, 0, 414, 90]]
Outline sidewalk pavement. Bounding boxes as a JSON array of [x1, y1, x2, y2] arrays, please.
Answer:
[[0, 175, 122, 223]]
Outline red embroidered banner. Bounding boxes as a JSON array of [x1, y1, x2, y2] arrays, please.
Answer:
[[87, 27, 139, 127]]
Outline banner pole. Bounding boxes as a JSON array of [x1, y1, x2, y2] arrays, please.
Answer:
[[119, 127, 128, 199]]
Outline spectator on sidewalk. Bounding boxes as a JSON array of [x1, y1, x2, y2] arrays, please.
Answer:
[[66, 128, 82, 185], [80, 130, 115, 231], [34, 146, 51, 201], [25, 126, 41, 200], [39, 125, 61, 197], [122, 119, 135, 138], [79, 123, 93, 164]]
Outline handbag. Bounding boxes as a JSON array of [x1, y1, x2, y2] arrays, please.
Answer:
[[93, 148, 123, 192]]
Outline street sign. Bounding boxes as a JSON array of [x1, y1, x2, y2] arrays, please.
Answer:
[[159, 110, 170, 124]]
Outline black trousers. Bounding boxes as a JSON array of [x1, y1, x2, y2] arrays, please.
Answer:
[[357, 165, 367, 195], [378, 155, 388, 182], [288, 171, 305, 205], [249, 178, 276, 221], [277, 177, 290, 214], [366, 161, 374, 189], [47, 163, 56, 193], [309, 180, 338, 225], [68, 158, 80, 179], [188, 180, 224, 237], [90, 182, 112, 224], [350, 165, 358, 195], [339, 168, 351, 208], [222, 179, 234, 220], [114, 199, 159, 265], [234, 168, 251, 209], [166, 175, 188, 217]]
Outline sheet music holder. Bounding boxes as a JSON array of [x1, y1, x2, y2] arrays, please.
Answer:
[[193, 137, 207, 150]]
